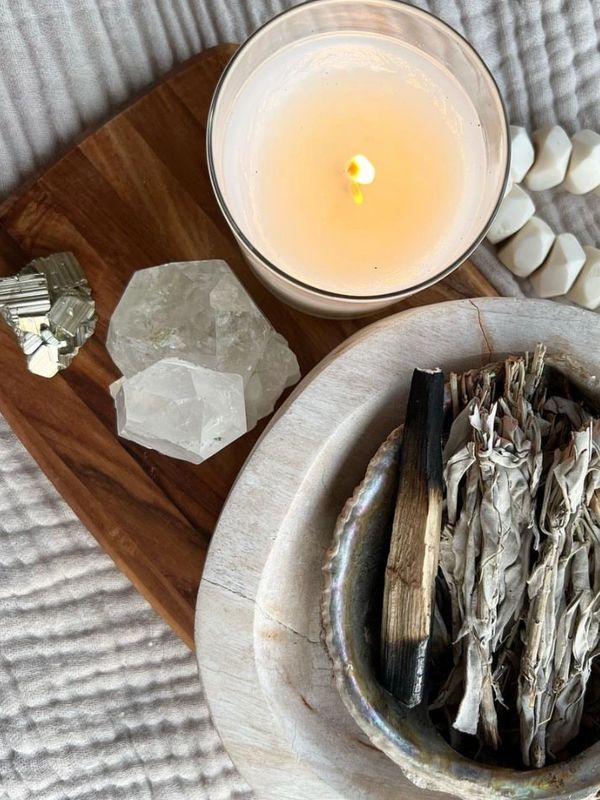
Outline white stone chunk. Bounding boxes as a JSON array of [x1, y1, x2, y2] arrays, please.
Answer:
[[107, 260, 300, 430], [509, 125, 535, 183], [112, 358, 247, 463], [529, 233, 586, 297], [486, 184, 535, 244], [525, 125, 572, 191], [498, 216, 555, 277], [563, 130, 600, 194], [568, 246, 600, 310]]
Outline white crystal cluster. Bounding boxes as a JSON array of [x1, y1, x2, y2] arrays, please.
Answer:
[[107, 260, 300, 463], [488, 125, 600, 309]]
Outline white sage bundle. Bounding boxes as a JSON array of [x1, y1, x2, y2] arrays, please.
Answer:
[[432, 347, 600, 768], [433, 353, 544, 750], [519, 420, 600, 767]]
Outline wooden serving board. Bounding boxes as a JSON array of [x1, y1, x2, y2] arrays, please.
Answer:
[[0, 44, 497, 649]]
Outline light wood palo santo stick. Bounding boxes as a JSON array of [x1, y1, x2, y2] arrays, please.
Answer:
[[381, 367, 444, 707]]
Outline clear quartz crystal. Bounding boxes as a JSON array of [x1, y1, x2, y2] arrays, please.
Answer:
[[111, 359, 247, 464], [107, 260, 300, 432]]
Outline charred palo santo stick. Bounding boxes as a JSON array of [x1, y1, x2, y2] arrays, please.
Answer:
[[381, 368, 444, 707]]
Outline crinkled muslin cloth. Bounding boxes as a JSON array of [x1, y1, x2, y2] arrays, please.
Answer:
[[0, 2, 598, 798]]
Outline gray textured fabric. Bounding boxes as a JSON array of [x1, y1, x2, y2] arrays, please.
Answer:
[[0, 415, 251, 800], [0, 2, 599, 798]]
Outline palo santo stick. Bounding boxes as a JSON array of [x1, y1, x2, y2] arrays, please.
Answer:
[[381, 367, 444, 707]]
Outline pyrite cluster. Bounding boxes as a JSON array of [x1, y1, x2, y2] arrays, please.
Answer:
[[0, 252, 96, 377]]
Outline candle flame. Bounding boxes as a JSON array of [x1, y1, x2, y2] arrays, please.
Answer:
[[346, 154, 375, 205]]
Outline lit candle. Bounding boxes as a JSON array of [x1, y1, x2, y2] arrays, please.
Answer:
[[346, 154, 376, 206], [209, 1, 508, 316]]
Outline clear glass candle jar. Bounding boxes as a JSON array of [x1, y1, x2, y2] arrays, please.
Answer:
[[208, 0, 509, 318]]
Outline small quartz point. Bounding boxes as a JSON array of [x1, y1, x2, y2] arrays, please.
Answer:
[[107, 260, 301, 452], [111, 358, 247, 464]]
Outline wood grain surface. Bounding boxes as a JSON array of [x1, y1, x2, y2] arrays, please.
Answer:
[[0, 44, 497, 649]]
